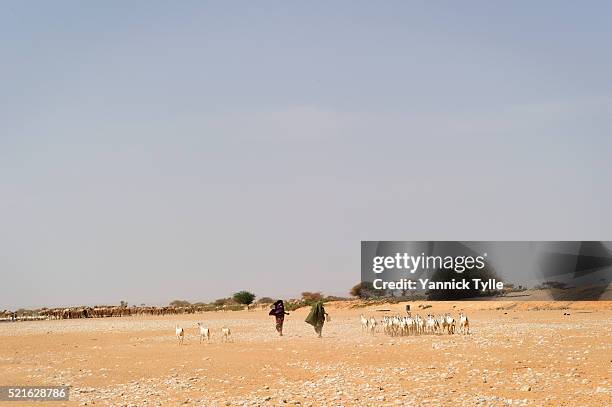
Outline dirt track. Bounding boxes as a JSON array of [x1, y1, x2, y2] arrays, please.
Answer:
[[1, 301, 610, 406]]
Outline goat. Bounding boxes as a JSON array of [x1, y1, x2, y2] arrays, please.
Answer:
[[368, 317, 377, 334], [459, 312, 469, 334], [445, 313, 455, 335], [425, 314, 439, 334], [175, 324, 185, 345], [373, 312, 469, 337], [221, 326, 231, 342], [360, 314, 369, 332], [437, 314, 448, 334], [196, 322, 210, 343], [414, 314, 425, 335]]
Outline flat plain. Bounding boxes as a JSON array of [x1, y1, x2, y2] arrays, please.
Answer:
[[0, 301, 610, 406]]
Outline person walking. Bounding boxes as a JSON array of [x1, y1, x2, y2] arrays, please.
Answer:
[[269, 300, 289, 336], [305, 301, 328, 338]]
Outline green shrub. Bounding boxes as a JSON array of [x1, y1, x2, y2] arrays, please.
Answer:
[[233, 291, 256, 307]]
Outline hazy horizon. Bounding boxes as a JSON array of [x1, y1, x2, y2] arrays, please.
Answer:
[[2, 2, 612, 309]]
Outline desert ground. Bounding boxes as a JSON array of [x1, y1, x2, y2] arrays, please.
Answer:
[[0, 301, 610, 407]]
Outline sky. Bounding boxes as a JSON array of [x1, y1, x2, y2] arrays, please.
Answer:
[[1, 1, 611, 309]]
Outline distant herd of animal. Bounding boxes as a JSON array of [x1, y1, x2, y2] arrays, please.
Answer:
[[0, 305, 214, 321], [360, 312, 470, 336]]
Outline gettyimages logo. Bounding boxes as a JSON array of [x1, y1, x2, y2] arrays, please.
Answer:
[[372, 252, 488, 274], [361, 241, 612, 301]]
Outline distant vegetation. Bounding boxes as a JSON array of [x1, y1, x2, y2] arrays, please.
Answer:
[[349, 282, 391, 299], [169, 300, 192, 307], [233, 291, 256, 308], [282, 292, 350, 311], [3, 290, 353, 316], [535, 281, 568, 290], [300, 292, 323, 303], [426, 261, 503, 300], [214, 298, 233, 306]]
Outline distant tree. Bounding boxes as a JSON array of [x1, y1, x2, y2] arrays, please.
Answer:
[[301, 292, 323, 304], [169, 299, 191, 307], [257, 297, 274, 304], [233, 291, 256, 308], [120, 300, 128, 308], [350, 283, 365, 297], [349, 282, 385, 298]]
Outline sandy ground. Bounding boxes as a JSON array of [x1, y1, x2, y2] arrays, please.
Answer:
[[0, 301, 611, 407]]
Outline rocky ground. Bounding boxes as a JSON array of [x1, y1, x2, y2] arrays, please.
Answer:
[[0, 301, 610, 406]]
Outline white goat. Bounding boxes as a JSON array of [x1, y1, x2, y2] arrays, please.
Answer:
[[459, 312, 469, 335], [360, 314, 369, 332], [426, 314, 439, 334], [374, 312, 468, 337], [445, 313, 456, 335], [414, 314, 425, 335], [175, 324, 185, 345], [368, 317, 377, 334], [221, 326, 231, 342], [196, 322, 210, 343]]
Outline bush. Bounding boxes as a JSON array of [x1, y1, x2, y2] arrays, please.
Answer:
[[199, 304, 218, 312], [213, 298, 233, 306], [349, 282, 388, 299], [257, 297, 274, 304], [350, 283, 364, 297], [169, 300, 191, 307], [285, 301, 307, 311], [301, 292, 323, 305], [233, 291, 256, 307]]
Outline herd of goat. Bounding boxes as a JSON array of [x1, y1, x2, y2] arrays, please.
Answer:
[[173, 311, 470, 346], [360, 312, 470, 336]]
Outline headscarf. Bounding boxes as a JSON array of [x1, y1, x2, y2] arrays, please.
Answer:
[[269, 300, 285, 316], [274, 300, 285, 316], [305, 301, 325, 326]]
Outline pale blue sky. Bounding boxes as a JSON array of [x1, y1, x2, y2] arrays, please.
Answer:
[[1, 1, 611, 308]]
